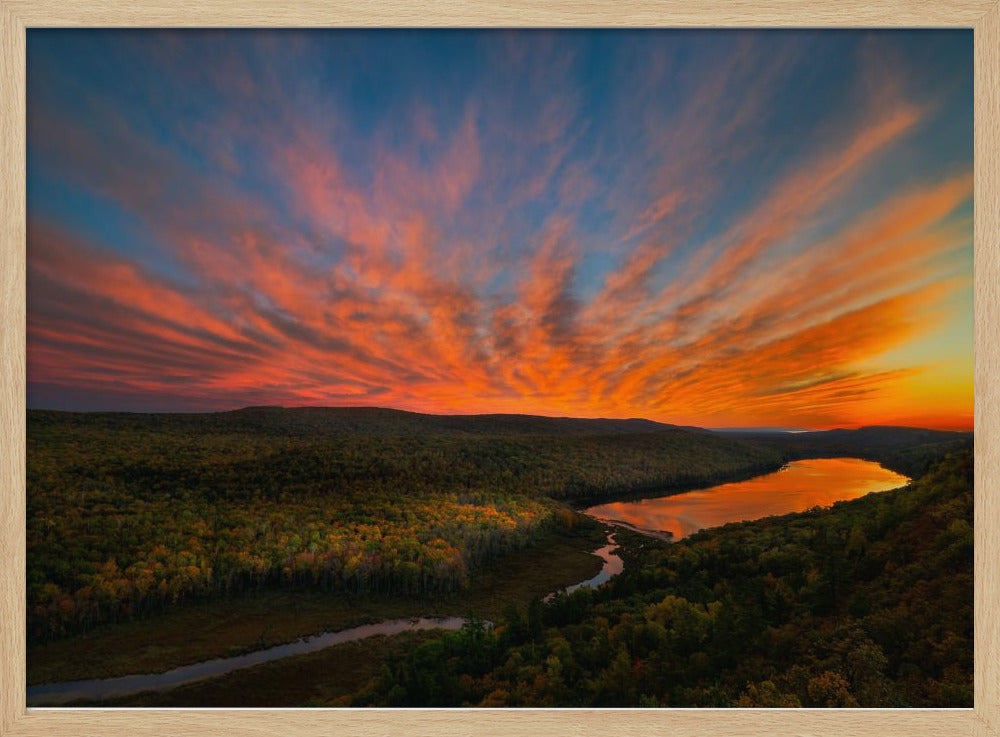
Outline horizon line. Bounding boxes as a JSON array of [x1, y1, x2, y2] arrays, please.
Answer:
[[24, 403, 974, 434]]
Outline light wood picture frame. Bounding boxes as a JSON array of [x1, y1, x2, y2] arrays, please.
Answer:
[[1, 1, 997, 735]]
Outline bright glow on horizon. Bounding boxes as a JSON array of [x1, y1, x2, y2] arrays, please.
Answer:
[[26, 30, 973, 431]]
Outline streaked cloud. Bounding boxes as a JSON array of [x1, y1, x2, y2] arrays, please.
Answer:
[[26, 30, 973, 428]]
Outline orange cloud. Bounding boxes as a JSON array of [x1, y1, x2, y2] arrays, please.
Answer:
[[26, 35, 972, 430]]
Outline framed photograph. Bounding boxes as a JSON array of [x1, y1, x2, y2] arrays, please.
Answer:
[[1, 2, 997, 736]]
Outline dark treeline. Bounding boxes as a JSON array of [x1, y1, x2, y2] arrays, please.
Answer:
[[27, 408, 781, 639], [354, 449, 973, 707], [727, 426, 973, 479]]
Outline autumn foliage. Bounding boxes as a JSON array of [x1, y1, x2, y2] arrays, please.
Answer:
[[27, 407, 781, 639]]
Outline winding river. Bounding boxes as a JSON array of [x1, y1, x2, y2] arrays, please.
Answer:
[[27, 617, 469, 705], [544, 532, 623, 602], [28, 457, 906, 706], [27, 539, 625, 706]]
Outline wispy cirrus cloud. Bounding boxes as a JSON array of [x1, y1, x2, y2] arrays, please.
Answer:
[[26, 30, 973, 428]]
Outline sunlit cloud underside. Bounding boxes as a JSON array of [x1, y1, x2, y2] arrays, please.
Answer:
[[26, 30, 973, 430]]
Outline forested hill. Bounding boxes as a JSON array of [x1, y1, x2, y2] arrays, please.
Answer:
[[355, 448, 973, 708], [722, 426, 973, 478], [26, 407, 780, 639], [27, 408, 968, 642], [27, 407, 783, 504], [28, 406, 689, 438]]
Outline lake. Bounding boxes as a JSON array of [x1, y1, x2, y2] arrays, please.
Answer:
[[583, 457, 910, 540]]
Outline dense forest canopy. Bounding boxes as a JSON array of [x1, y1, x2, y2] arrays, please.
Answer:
[[27, 408, 783, 638], [26, 407, 973, 708], [354, 449, 973, 707]]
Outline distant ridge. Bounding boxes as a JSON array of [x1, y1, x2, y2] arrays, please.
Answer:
[[28, 405, 697, 438], [226, 405, 688, 436], [711, 427, 807, 434], [722, 423, 973, 479], [28, 405, 970, 438]]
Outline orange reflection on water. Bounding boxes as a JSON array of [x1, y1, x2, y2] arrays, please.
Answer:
[[585, 457, 910, 540]]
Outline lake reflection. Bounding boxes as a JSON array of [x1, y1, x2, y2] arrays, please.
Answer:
[[584, 458, 909, 540]]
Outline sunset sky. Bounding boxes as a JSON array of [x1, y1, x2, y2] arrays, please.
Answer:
[[26, 30, 973, 430]]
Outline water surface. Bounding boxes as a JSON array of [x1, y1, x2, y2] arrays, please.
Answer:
[[584, 457, 909, 540], [27, 617, 467, 706], [545, 532, 623, 601], [29, 535, 624, 705]]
